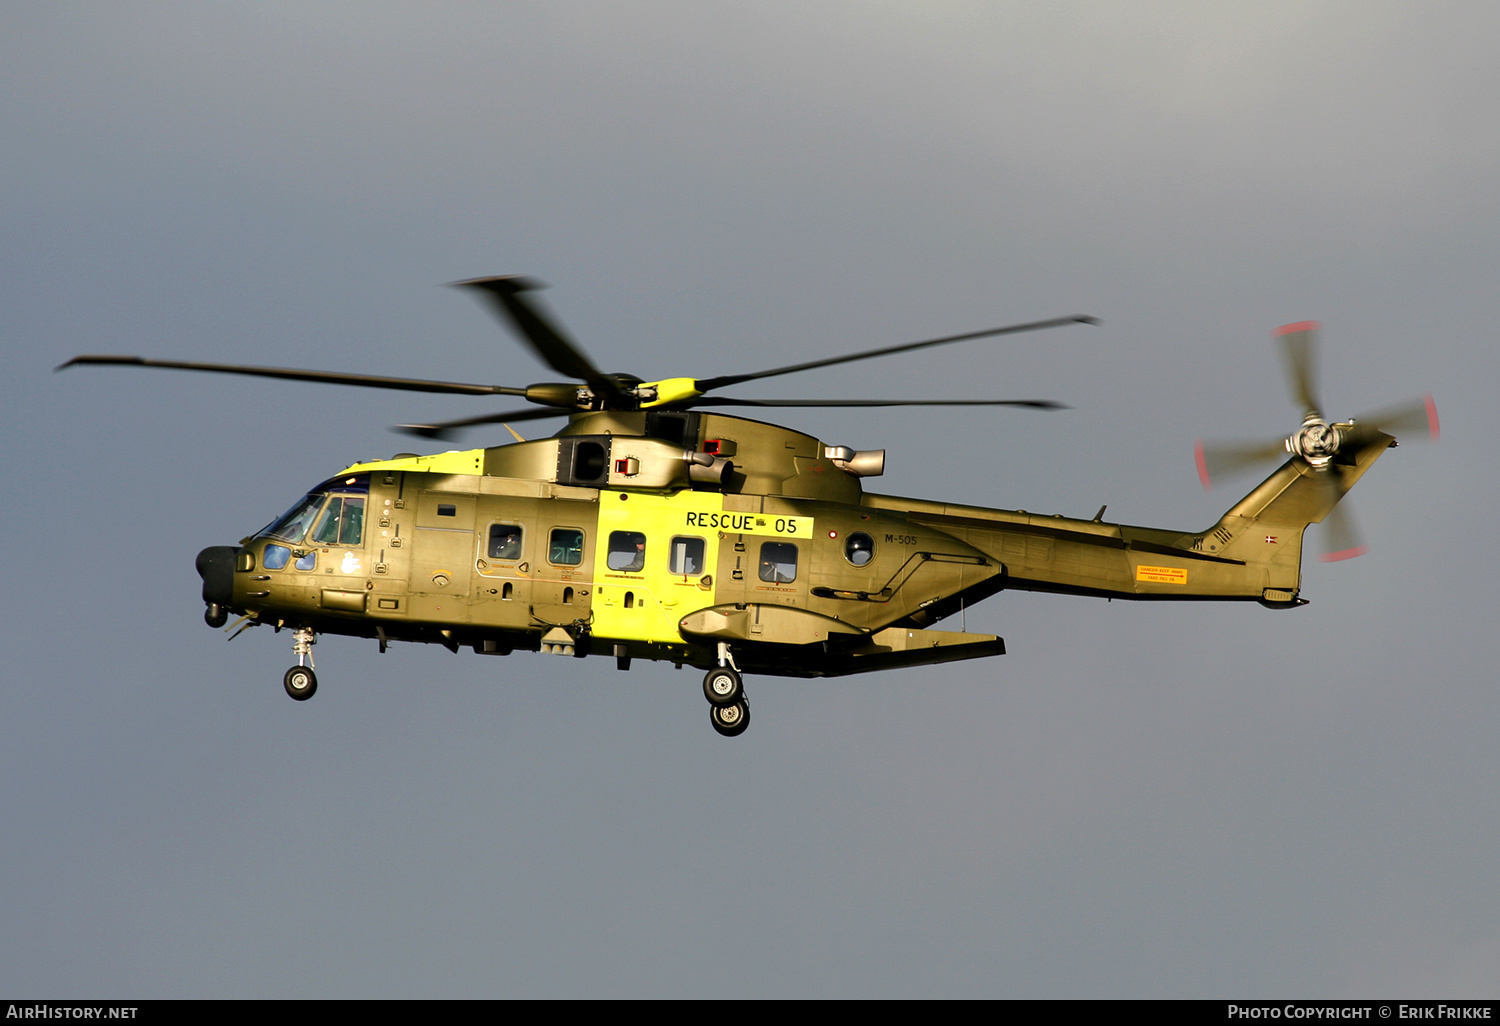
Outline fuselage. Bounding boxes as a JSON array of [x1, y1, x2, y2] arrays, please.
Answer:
[[199, 409, 1393, 677]]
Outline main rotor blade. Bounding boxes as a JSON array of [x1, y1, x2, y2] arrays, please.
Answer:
[[1194, 437, 1287, 490], [1341, 394, 1440, 448], [693, 315, 1099, 393], [1276, 322, 1323, 417], [453, 276, 624, 405], [56, 355, 528, 396], [394, 405, 571, 440], [683, 397, 1067, 409]]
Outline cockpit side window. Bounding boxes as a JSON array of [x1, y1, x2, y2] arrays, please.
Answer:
[[312, 496, 365, 546]]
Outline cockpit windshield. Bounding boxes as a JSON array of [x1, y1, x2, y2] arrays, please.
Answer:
[[262, 493, 326, 543], [258, 474, 370, 545]]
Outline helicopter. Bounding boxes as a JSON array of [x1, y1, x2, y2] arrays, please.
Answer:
[[60, 278, 1438, 736]]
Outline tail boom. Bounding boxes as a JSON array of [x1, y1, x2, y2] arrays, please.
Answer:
[[862, 430, 1394, 608]]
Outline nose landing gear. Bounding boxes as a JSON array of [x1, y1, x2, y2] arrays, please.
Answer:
[[283, 626, 318, 701]]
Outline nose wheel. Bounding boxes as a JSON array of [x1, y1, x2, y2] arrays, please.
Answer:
[[283, 665, 317, 701], [283, 626, 318, 701]]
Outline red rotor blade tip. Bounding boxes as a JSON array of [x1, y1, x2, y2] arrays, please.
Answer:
[[1320, 545, 1369, 563], [1194, 439, 1212, 491], [1274, 321, 1321, 336], [1425, 394, 1440, 441]]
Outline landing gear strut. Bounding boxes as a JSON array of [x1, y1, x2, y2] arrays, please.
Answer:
[[705, 643, 750, 736], [283, 626, 317, 701]]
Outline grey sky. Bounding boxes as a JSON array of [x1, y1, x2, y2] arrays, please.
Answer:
[[4, 1, 1497, 997]]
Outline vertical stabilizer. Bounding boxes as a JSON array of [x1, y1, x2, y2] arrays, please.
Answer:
[[1202, 430, 1395, 603]]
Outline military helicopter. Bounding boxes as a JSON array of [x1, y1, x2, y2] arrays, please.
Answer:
[[60, 278, 1437, 736]]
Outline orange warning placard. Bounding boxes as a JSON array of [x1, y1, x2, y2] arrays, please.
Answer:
[[1136, 564, 1187, 585]]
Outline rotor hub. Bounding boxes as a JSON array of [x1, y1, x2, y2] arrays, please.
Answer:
[[1288, 415, 1338, 467]]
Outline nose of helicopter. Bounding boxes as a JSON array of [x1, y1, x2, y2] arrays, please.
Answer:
[[196, 545, 238, 607]]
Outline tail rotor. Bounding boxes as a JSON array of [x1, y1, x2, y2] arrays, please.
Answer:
[[1195, 322, 1437, 561]]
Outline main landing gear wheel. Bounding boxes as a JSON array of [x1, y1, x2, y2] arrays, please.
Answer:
[[283, 665, 317, 701], [703, 666, 743, 706], [710, 699, 750, 737]]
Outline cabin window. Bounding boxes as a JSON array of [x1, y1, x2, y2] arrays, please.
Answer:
[[670, 536, 706, 576], [759, 542, 798, 584], [311, 496, 365, 547], [607, 531, 647, 572], [844, 532, 875, 567], [262, 544, 291, 570], [549, 528, 584, 566], [488, 523, 523, 560]]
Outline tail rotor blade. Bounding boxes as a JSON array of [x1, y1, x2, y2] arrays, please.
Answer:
[[1320, 496, 1368, 562], [1343, 394, 1440, 447], [1276, 322, 1323, 417], [1195, 437, 1287, 490]]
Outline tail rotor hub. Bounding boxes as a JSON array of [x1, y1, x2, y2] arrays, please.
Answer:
[[1288, 414, 1337, 468]]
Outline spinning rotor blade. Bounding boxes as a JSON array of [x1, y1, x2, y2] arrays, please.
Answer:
[[1308, 461, 1367, 561], [395, 405, 571, 440], [1194, 437, 1287, 490], [56, 355, 528, 397], [1341, 394, 1440, 448], [402, 396, 1069, 440], [1320, 499, 1367, 562], [693, 315, 1099, 393], [1276, 321, 1323, 417], [64, 278, 1096, 440], [686, 397, 1067, 410], [1193, 320, 1438, 560], [1317, 395, 1435, 560], [452, 277, 624, 405]]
